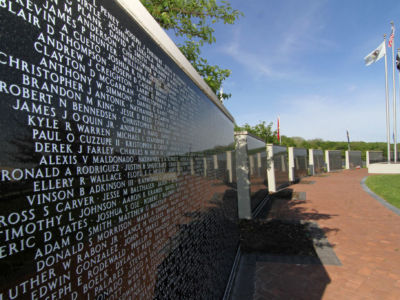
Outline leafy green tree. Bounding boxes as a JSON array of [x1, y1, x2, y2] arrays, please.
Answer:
[[235, 121, 394, 161], [280, 135, 296, 147], [140, 0, 243, 100], [235, 121, 278, 143]]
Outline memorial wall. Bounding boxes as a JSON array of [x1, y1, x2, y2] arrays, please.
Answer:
[[246, 135, 267, 212], [327, 150, 342, 171], [272, 145, 289, 190], [0, 0, 238, 299], [347, 150, 362, 169], [310, 149, 324, 175], [288, 147, 307, 182], [366, 151, 383, 166]]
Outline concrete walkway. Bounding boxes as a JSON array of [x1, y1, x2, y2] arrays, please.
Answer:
[[232, 169, 400, 300]]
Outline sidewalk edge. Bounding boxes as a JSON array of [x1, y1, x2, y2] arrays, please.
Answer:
[[361, 176, 400, 216]]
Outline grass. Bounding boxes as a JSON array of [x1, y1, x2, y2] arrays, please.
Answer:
[[365, 175, 400, 209]]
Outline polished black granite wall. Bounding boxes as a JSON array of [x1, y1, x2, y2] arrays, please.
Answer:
[[348, 151, 362, 169], [292, 148, 308, 181], [246, 135, 267, 212], [328, 150, 342, 171], [0, 1, 238, 299], [273, 145, 289, 190], [312, 149, 325, 174], [368, 151, 383, 164]]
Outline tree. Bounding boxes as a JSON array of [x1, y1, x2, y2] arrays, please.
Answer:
[[235, 121, 278, 143], [235, 121, 394, 162], [140, 0, 243, 100]]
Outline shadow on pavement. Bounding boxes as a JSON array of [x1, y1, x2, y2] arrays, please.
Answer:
[[230, 188, 339, 300]]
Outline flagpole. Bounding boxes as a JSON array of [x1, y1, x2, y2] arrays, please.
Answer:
[[391, 22, 397, 163], [398, 47, 400, 163], [346, 129, 351, 151], [384, 34, 391, 163]]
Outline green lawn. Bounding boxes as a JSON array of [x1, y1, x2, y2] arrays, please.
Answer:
[[365, 175, 400, 209]]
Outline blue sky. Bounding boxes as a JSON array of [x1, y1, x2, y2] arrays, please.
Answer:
[[168, 0, 400, 142]]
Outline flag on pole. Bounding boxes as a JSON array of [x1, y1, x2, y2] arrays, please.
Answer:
[[389, 23, 395, 47], [346, 130, 351, 151], [364, 41, 386, 66], [277, 116, 280, 144]]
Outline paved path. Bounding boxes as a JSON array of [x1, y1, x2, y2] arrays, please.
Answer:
[[233, 169, 400, 300]]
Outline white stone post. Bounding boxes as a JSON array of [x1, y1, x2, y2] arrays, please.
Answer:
[[345, 151, 350, 169], [309, 149, 315, 175], [234, 132, 252, 219], [325, 150, 331, 172], [267, 144, 276, 192], [288, 147, 295, 182]]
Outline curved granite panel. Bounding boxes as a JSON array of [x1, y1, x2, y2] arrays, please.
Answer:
[[273, 145, 289, 189], [328, 150, 342, 171], [292, 147, 308, 181], [348, 151, 362, 169], [313, 149, 325, 174], [0, 1, 238, 299], [246, 135, 267, 212]]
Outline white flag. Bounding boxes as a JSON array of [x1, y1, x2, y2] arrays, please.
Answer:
[[364, 41, 386, 66]]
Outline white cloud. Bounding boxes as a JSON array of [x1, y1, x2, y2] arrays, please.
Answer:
[[219, 0, 334, 81], [222, 28, 287, 79], [276, 1, 332, 57], [347, 85, 358, 92]]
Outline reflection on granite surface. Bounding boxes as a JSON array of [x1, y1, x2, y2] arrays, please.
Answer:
[[367, 151, 383, 165], [273, 145, 289, 190], [0, 0, 239, 298], [291, 148, 308, 181], [348, 151, 362, 169], [327, 150, 342, 171], [247, 135, 268, 212], [312, 149, 325, 174]]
